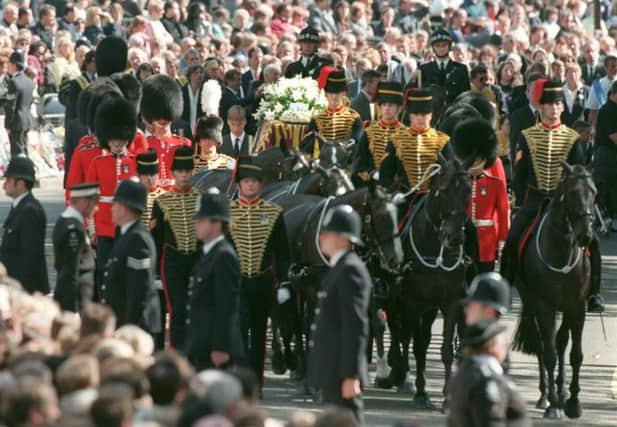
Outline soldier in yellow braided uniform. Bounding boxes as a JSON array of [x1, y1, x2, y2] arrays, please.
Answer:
[[357, 81, 407, 177], [151, 146, 201, 349], [228, 157, 290, 391], [136, 150, 168, 228], [380, 88, 453, 190], [193, 116, 236, 173], [500, 80, 604, 312], [301, 66, 363, 160]]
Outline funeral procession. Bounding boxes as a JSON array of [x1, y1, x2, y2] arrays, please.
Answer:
[[0, 0, 616, 425]]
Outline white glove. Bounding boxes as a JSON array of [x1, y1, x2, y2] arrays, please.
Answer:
[[393, 193, 407, 206], [277, 287, 291, 304], [154, 280, 163, 290]]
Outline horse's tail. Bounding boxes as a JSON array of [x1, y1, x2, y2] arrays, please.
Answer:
[[512, 293, 542, 355]]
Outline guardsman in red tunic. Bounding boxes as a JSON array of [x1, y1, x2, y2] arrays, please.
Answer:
[[87, 96, 138, 287], [452, 118, 510, 272], [110, 72, 149, 155], [140, 75, 191, 186]]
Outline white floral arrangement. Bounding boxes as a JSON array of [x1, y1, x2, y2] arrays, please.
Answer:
[[253, 77, 327, 124]]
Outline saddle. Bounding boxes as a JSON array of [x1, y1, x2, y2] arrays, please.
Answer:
[[517, 199, 550, 262]]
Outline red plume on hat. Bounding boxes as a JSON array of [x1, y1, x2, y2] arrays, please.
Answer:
[[533, 78, 548, 104], [317, 66, 338, 90]]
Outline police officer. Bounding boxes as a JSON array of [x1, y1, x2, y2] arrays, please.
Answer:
[[53, 182, 99, 312], [193, 116, 235, 172], [151, 146, 201, 349], [185, 188, 244, 371], [0, 156, 48, 294], [464, 273, 511, 324], [228, 157, 289, 389], [417, 29, 470, 104], [447, 319, 530, 427], [284, 26, 331, 79], [104, 179, 160, 333], [308, 205, 372, 425]]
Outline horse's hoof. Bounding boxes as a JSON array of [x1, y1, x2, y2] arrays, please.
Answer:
[[564, 398, 582, 419], [375, 376, 392, 389], [271, 351, 287, 375], [543, 406, 563, 419], [412, 393, 433, 409], [396, 381, 415, 394], [536, 396, 549, 409]]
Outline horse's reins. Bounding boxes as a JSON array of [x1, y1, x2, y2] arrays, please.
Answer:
[[315, 196, 336, 265], [535, 213, 582, 274]]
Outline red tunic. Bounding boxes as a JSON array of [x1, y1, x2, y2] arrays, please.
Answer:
[[65, 135, 103, 204], [86, 153, 137, 238], [146, 135, 191, 186], [468, 172, 510, 263], [128, 130, 149, 155]]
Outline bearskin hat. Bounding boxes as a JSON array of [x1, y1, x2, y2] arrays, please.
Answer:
[[438, 103, 482, 136], [195, 115, 223, 144], [140, 75, 183, 123], [110, 72, 142, 112], [77, 77, 120, 129], [95, 36, 128, 77], [87, 79, 123, 134], [95, 97, 137, 150], [454, 92, 496, 126], [452, 118, 498, 168]]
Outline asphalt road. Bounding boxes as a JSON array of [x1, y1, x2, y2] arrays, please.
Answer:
[[1, 176, 616, 426]]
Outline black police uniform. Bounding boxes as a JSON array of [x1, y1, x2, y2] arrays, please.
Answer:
[[308, 205, 372, 425], [0, 157, 49, 294], [103, 180, 160, 333], [284, 27, 332, 79], [592, 96, 617, 221]]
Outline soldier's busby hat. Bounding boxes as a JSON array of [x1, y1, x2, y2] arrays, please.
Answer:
[[429, 28, 453, 46], [113, 178, 147, 213], [194, 187, 230, 222], [95, 96, 137, 150], [95, 36, 128, 77], [110, 72, 143, 112], [171, 146, 194, 171], [4, 155, 35, 183], [439, 103, 482, 136], [453, 91, 495, 127], [78, 77, 121, 130], [405, 88, 433, 114], [69, 182, 100, 199], [318, 66, 347, 93], [298, 26, 320, 43], [463, 272, 511, 316], [375, 81, 404, 105], [195, 116, 223, 144], [463, 319, 508, 347], [535, 79, 564, 104], [235, 156, 263, 182], [136, 149, 159, 175], [452, 118, 498, 168], [140, 75, 183, 124], [321, 204, 364, 246]]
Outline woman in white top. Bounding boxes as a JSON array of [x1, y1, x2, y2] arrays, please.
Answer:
[[51, 34, 80, 87]]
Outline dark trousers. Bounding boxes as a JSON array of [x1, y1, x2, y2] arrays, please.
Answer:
[[97, 236, 114, 302], [9, 129, 28, 157], [321, 381, 365, 426], [478, 262, 495, 273], [240, 273, 273, 385], [161, 246, 198, 350], [595, 178, 617, 218]]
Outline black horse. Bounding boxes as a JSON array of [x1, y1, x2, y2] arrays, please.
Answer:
[[513, 162, 596, 419], [389, 159, 472, 408]]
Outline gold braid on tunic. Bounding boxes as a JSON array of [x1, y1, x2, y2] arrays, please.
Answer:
[[152, 189, 200, 254], [395, 127, 450, 190], [365, 120, 408, 169], [193, 153, 235, 173], [143, 186, 167, 228], [311, 106, 360, 158]]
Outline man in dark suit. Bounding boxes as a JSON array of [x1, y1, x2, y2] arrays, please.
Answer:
[[220, 105, 252, 157], [0, 157, 48, 294], [285, 26, 331, 79], [185, 188, 244, 371], [242, 47, 263, 96], [417, 29, 470, 104], [350, 70, 381, 123], [53, 182, 98, 313], [219, 69, 250, 134], [309, 204, 372, 424], [103, 179, 160, 334], [579, 42, 605, 86], [4, 50, 34, 157], [161, 1, 187, 44], [508, 73, 544, 166]]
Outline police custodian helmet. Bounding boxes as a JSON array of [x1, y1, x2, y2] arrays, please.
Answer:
[[321, 204, 364, 246]]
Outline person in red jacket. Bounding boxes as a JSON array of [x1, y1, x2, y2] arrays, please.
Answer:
[[87, 96, 138, 288], [452, 118, 510, 272], [140, 75, 191, 186]]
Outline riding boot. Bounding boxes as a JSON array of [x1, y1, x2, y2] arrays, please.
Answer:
[[587, 236, 605, 313]]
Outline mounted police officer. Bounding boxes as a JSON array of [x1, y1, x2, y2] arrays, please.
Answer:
[[500, 80, 604, 312], [308, 205, 372, 425], [185, 188, 244, 371], [53, 182, 99, 312], [284, 26, 331, 79], [151, 146, 201, 349], [103, 179, 160, 333], [417, 29, 470, 104], [228, 157, 289, 391], [447, 319, 530, 427]]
